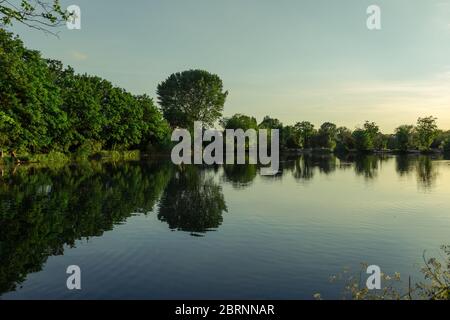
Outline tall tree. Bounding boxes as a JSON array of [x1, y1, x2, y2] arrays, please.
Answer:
[[335, 127, 354, 152], [363, 121, 380, 145], [281, 125, 301, 149], [352, 128, 371, 152], [258, 116, 283, 130], [294, 121, 316, 148], [416, 116, 438, 152], [220, 113, 258, 131], [1, 31, 170, 155], [317, 122, 337, 149], [157, 70, 228, 128], [395, 125, 415, 152], [0, 29, 67, 153]]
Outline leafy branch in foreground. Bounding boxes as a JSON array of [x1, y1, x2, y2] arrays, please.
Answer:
[[317, 246, 450, 300], [0, 0, 70, 34]]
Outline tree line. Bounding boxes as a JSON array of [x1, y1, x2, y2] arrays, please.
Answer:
[[220, 114, 450, 153], [0, 29, 170, 158], [2, 29, 450, 161]]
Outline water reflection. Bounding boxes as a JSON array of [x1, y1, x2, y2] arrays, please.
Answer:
[[415, 156, 438, 190], [222, 164, 257, 189], [0, 154, 445, 296], [394, 155, 439, 189], [396, 155, 414, 176], [0, 161, 172, 295], [158, 166, 227, 235]]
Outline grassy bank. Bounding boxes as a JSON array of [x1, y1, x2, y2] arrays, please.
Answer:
[[0, 150, 144, 166]]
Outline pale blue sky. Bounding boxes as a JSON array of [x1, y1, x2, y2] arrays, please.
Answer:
[[8, 0, 450, 131]]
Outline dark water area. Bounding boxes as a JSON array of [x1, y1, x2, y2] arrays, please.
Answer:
[[0, 154, 449, 299]]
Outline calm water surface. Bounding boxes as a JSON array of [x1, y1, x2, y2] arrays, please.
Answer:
[[1, 155, 449, 299]]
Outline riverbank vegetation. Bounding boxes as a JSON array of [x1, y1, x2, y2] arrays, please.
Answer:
[[1, 29, 450, 167], [0, 29, 171, 164]]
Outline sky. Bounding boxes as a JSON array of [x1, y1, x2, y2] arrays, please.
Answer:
[[7, 0, 450, 132]]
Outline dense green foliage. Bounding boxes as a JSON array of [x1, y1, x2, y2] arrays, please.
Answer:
[[442, 139, 450, 153], [0, 30, 170, 156], [158, 166, 227, 235], [1, 29, 447, 159], [220, 113, 258, 131], [395, 125, 415, 152], [157, 69, 228, 128], [219, 113, 444, 153], [416, 116, 439, 152]]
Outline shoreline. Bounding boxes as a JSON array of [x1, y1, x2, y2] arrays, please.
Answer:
[[1, 148, 448, 168]]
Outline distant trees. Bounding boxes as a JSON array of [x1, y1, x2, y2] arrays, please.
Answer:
[[281, 126, 301, 149], [258, 116, 283, 131], [157, 70, 228, 128], [317, 122, 337, 149], [0, 30, 170, 156], [2, 30, 448, 158], [416, 116, 438, 152], [216, 114, 447, 154], [443, 139, 450, 153], [294, 121, 316, 148], [335, 127, 354, 152], [352, 129, 372, 152], [350, 122, 389, 152], [395, 125, 415, 152], [220, 114, 258, 131]]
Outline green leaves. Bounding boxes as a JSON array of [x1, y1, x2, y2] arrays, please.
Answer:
[[416, 116, 438, 152], [0, 29, 63, 152], [157, 70, 228, 128], [220, 114, 258, 131], [1, 0, 69, 33], [0, 30, 170, 155]]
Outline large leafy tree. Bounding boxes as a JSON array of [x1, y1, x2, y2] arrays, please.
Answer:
[[157, 69, 228, 128], [416, 116, 438, 152], [294, 121, 316, 148], [281, 125, 301, 149], [317, 122, 337, 149], [220, 113, 258, 131], [335, 127, 354, 152], [352, 121, 380, 152], [258, 116, 283, 130], [0, 29, 68, 153], [395, 125, 415, 152], [352, 128, 371, 152], [1, 31, 170, 155], [136, 94, 171, 151]]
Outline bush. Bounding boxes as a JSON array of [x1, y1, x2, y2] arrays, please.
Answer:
[[74, 140, 103, 159]]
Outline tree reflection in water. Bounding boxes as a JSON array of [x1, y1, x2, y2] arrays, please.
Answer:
[[0, 154, 443, 296], [0, 161, 172, 295], [158, 166, 227, 236]]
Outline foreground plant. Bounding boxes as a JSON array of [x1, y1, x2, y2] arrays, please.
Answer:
[[318, 246, 450, 300]]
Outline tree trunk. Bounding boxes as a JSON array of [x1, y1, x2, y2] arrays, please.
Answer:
[[10, 150, 20, 163]]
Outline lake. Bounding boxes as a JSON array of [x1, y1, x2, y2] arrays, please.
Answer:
[[1, 154, 449, 299]]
